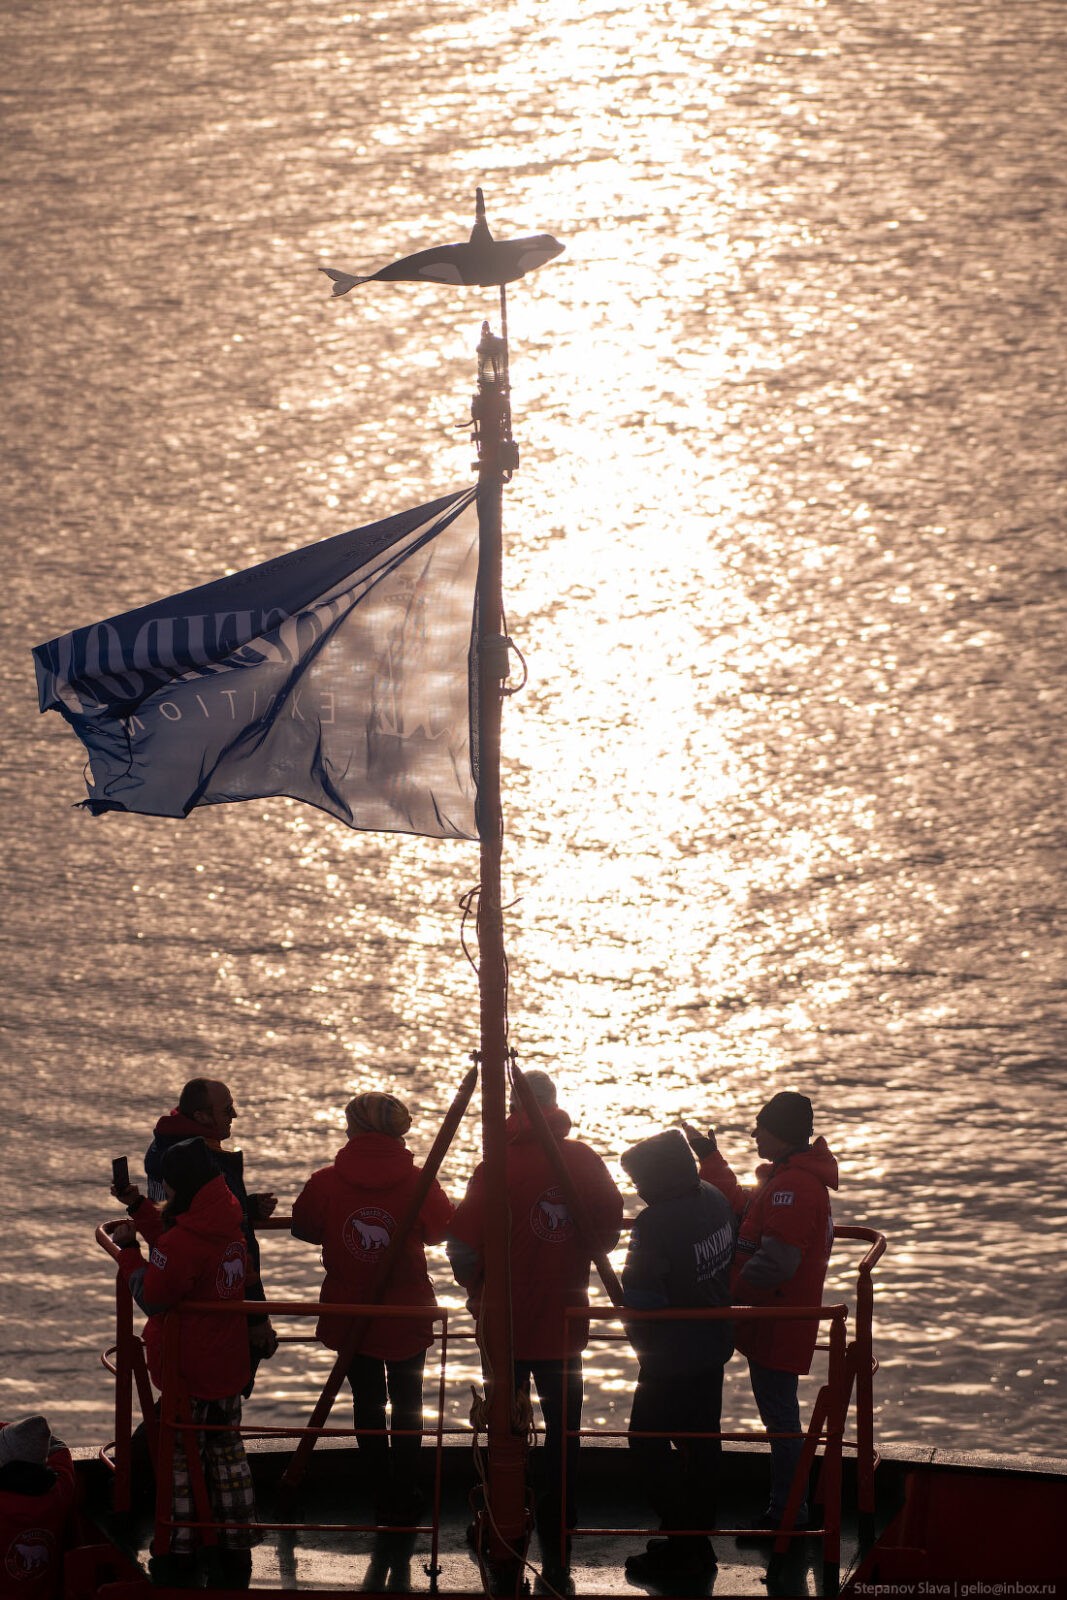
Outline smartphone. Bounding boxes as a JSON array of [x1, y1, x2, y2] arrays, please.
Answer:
[[111, 1156, 130, 1191]]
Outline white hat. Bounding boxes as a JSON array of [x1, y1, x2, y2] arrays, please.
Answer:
[[0, 1416, 53, 1467]]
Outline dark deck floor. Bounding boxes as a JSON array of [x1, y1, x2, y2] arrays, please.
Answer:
[[83, 1435, 885, 1597]]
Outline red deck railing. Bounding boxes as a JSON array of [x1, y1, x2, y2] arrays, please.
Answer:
[[559, 1301, 850, 1590], [96, 1216, 885, 1596], [94, 1225, 452, 1579]]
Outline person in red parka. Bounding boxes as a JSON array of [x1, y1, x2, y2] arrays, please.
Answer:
[[446, 1071, 624, 1534], [108, 1136, 258, 1588], [685, 1091, 839, 1534], [291, 1091, 453, 1526], [0, 1417, 75, 1600]]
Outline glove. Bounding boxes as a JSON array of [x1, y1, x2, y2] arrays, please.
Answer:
[[682, 1121, 717, 1159], [249, 1319, 279, 1360]]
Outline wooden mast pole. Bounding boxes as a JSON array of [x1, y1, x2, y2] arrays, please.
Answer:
[[471, 296, 529, 1561]]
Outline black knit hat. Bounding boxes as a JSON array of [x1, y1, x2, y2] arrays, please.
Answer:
[[756, 1092, 814, 1147], [161, 1136, 222, 1210]]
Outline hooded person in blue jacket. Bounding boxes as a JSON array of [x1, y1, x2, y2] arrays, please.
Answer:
[[619, 1128, 735, 1584]]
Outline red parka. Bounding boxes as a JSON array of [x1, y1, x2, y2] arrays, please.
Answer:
[[118, 1174, 251, 1399], [700, 1137, 839, 1375], [291, 1133, 453, 1361], [0, 1432, 75, 1600], [448, 1107, 624, 1360]]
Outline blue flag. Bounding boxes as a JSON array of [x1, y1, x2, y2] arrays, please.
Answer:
[[33, 489, 480, 840]]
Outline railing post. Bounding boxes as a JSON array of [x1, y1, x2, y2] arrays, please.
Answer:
[[429, 1312, 448, 1587], [833, 1224, 886, 1545], [775, 1378, 828, 1553], [820, 1310, 848, 1596], [854, 1259, 877, 1540], [560, 1343, 572, 1568], [112, 1271, 135, 1512], [155, 1314, 180, 1555]]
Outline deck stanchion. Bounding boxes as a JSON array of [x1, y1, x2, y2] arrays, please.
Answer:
[[428, 1312, 450, 1589], [97, 1222, 159, 1508], [833, 1224, 885, 1543], [820, 1310, 849, 1596], [112, 1272, 135, 1512], [773, 1375, 830, 1556], [852, 1235, 882, 1540], [854, 1262, 876, 1538], [153, 1316, 180, 1556]]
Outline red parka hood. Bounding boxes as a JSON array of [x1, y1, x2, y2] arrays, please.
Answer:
[[756, 1135, 839, 1192], [168, 1173, 244, 1243], [506, 1106, 573, 1143], [153, 1108, 210, 1142], [333, 1131, 415, 1190]]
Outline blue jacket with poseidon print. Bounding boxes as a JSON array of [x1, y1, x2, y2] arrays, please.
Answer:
[[621, 1129, 735, 1377]]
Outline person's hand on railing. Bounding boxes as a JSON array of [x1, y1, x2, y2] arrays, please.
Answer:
[[103, 1219, 139, 1250], [249, 1191, 278, 1222], [681, 1121, 717, 1159]]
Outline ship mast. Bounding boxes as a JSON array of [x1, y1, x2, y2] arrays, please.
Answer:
[[319, 188, 565, 1573], [469, 304, 529, 1564]]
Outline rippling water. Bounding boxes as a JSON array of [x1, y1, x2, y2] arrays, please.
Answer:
[[1, 0, 1064, 1459]]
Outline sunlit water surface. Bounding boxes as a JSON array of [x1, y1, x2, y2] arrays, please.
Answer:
[[1, 0, 1064, 1459]]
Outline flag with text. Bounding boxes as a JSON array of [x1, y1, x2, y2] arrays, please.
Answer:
[[33, 489, 480, 840]]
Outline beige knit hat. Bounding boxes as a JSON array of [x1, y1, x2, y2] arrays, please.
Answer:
[[345, 1091, 412, 1139], [509, 1069, 557, 1115]]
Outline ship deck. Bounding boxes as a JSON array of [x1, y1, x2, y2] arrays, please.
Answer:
[[77, 1434, 891, 1597]]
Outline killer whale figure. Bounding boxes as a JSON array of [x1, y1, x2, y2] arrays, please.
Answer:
[[320, 187, 564, 295]]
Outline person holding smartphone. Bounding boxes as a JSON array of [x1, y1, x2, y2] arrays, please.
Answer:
[[113, 1078, 279, 1388], [107, 1136, 259, 1588]]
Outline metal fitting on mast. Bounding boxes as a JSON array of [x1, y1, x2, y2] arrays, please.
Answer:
[[472, 315, 520, 477]]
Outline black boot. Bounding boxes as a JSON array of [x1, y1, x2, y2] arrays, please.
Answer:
[[202, 1547, 253, 1590], [148, 1549, 200, 1588]]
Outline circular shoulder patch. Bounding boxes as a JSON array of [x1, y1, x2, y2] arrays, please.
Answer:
[[529, 1186, 575, 1243], [343, 1206, 396, 1261], [216, 1240, 247, 1297], [5, 1528, 56, 1581]]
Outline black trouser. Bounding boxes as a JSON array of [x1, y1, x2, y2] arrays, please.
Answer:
[[515, 1357, 584, 1526], [347, 1350, 426, 1491], [628, 1365, 724, 1542]]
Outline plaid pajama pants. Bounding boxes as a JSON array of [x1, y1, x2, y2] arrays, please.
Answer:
[[170, 1393, 259, 1553]]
